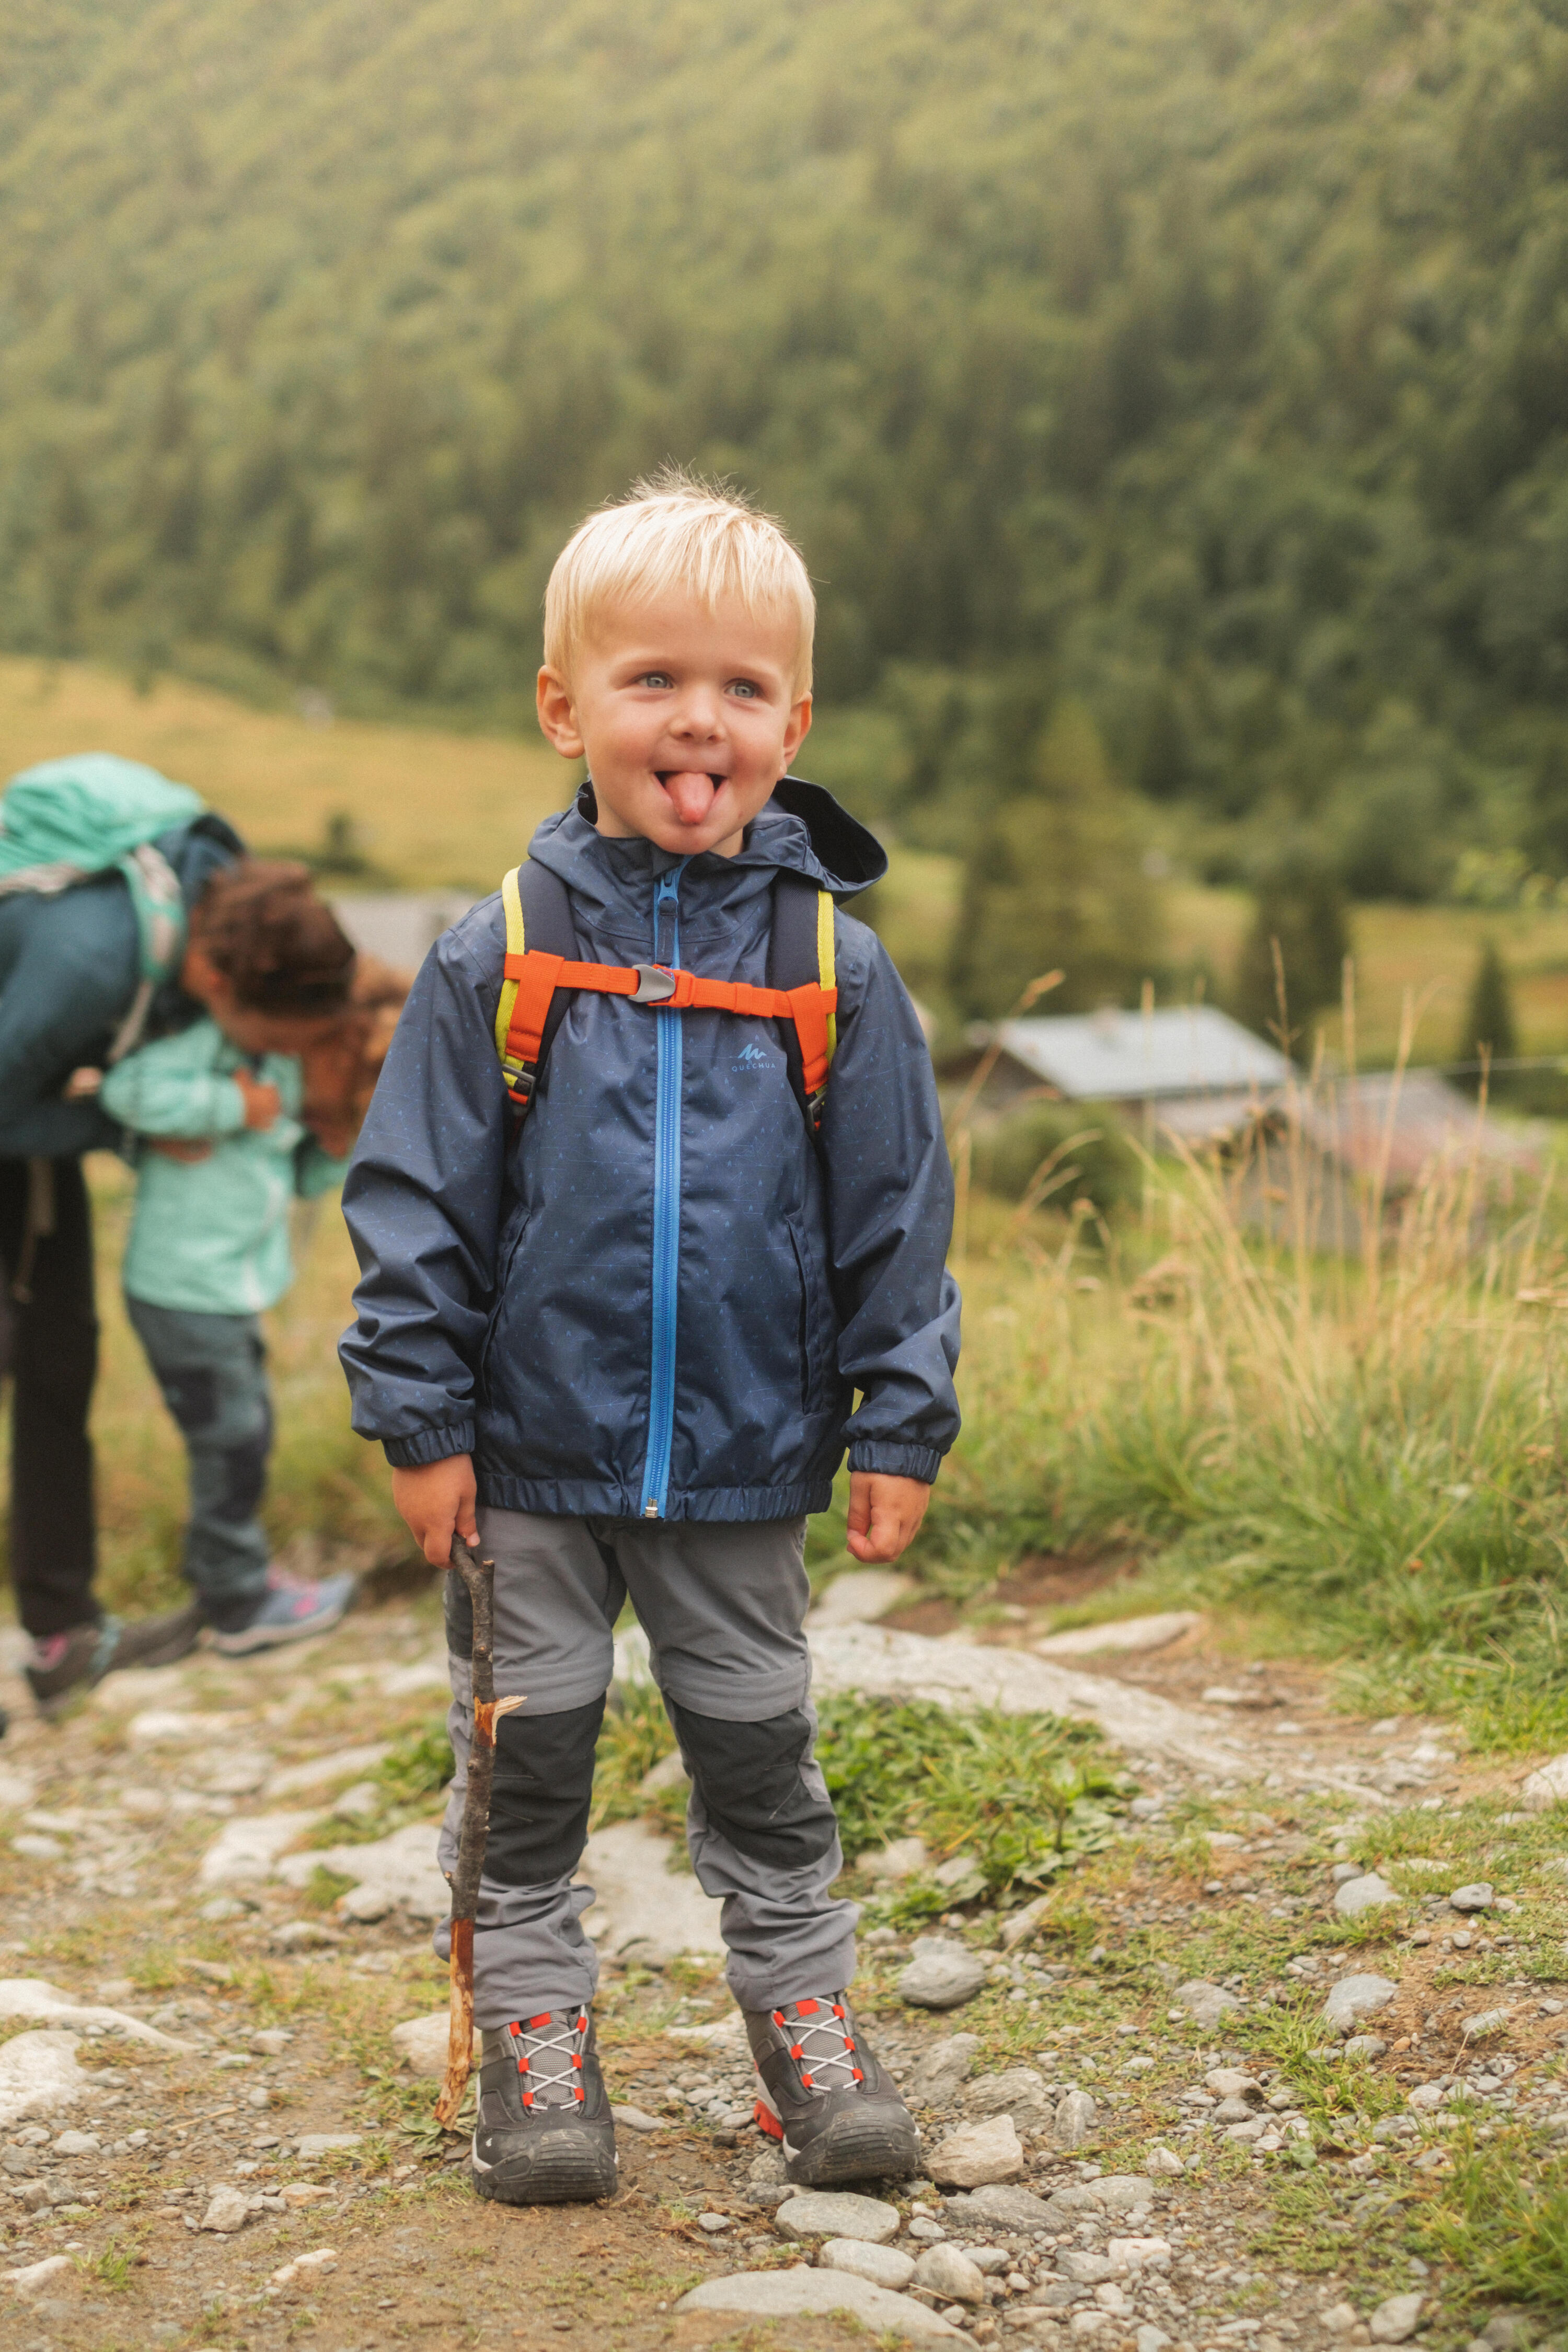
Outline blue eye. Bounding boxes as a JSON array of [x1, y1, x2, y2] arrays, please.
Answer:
[[729, 679, 760, 698], [639, 671, 674, 689]]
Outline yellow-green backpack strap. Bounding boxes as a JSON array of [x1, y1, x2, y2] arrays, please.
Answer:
[[494, 865, 526, 1079], [817, 886, 837, 1066]]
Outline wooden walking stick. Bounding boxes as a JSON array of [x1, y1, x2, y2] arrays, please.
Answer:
[[435, 1536, 523, 2128]]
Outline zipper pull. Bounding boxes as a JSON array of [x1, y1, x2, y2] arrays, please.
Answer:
[[642, 1501, 660, 1519]]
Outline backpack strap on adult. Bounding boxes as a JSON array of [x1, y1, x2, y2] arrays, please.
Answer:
[[768, 874, 838, 1138]]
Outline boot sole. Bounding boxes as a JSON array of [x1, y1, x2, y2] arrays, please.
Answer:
[[781, 2104, 922, 2188], [470, 2127, 618, 2206]]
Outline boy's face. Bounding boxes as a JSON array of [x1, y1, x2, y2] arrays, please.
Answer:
[[536, 591, 812, 859]]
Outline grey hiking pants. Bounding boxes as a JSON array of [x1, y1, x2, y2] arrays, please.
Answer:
[[434, 1506, 858, 2028]]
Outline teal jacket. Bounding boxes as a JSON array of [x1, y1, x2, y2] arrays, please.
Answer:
[[100, 1019, 346, 1316]]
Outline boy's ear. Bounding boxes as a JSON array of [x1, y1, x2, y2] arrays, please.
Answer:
[[782, 691, 813, 769], [537, 665, 586, 759]]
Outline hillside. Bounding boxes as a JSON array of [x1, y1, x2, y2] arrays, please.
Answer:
[[2, 0, 1567, 901]]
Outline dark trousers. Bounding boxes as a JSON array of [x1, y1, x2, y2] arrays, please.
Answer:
[[124, 1298, 273, 1613], [0, 1158, 99, 1638]]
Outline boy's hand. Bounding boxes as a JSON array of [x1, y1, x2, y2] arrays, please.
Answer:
[[391, 1454, 479, 1568], [235, 1070, 282, 1130], [846, 1472, 930, 1564]]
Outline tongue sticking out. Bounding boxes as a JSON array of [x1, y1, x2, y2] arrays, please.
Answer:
[[662, 771, 720, 827]]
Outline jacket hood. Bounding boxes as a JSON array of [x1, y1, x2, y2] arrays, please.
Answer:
[[526, 776, 886, 904]]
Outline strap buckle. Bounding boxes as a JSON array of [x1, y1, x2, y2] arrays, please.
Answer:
[[631, 964, 679, 1005]]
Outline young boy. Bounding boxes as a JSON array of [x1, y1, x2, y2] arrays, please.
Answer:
[[340, 472, 961, 2206], [97, 863, 361, 1654]]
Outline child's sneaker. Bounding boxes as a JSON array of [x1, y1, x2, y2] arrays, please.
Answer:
[[745, 1994, 920, 2186], [469, 2007, 618, 2205], [205, 1570, 356, 1655]]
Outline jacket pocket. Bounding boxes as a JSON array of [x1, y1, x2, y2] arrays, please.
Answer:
[[787, 1215, 836, 1414], [478, 1208, 532, 1400]]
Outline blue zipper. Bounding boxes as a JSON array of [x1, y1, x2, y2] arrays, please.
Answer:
[[640, 863, 687, 1518]]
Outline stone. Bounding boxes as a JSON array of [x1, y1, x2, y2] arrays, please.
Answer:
[[1322, 2305, 1361, 2334], [199, 1897, 249, 1923], [1205, 2070, 1262, 2100], [898, 1939, 987, 2011], [1034, 1611, 1202, 1658], [675, 2267, 962, 2337], [861, 1836, 932, 1883], [1369, 2295, 1423, 2343], [339, 1885, 393, 1922], [1060, 2253, 1120, 2284], [1323, 1975, 1400, 2035], [1171, 1980, 1241, 2029], [1460, 2009, 1511, 2044], [273, 1921, 342, 1950], [611, 2104, 664, 2132], [1450, 1884, 1494, 1913], [203, 1750, 274, 1797], [929, 2114, 1024, 2187], [265, 1743, 391, 1797], [817, 2238, 918, 2290], [199, 1812, 324, 1887], [901, 2034, 982, 2105], [1520, 1755, 1568, 1811], [965, 2068, 1053, 2132], [636, 1751, 690, 1797], [806, 1623, 1240, 1774], [0, 2032, 90, 2130], [331, 1782, 382, 1823], [271, 2248, 338, 2287], [1137, 2329, 1172, 2352], [946, 2182, 1055, 2231], [52, 2130, 99, 2157], [914, 2243, 987, 2303], [1051, 2175, 1156, 2221], [0, 1978, 188, 2050], [577, 1819, 726, 1960], [775, 2190, 902, 2244], [3, 2253, 72, 2296], [1107, 2237, 1172, 2270], [1144, 2147, 1184, 2176], [273, 1823, 449, 1922], [200, 2186, 251, 2233], [999, 1895, 1052, 1951], [1344, 2036, 1389, 2062], [1214, 2097, 1258, 2124], [295, 2133, 363, 2157], [809, 1569, 917, 1627], [251, 2029, 292, 2056], [1335, 1873, 1400, 1918], [1055, 2090, 1099, 2148], [391, 2013, 477, 2077], [11, 1835, 63, 1860], [697, 2212, 730, 2233]]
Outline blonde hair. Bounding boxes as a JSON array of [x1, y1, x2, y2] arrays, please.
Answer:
[[543, 467, 815, 691]]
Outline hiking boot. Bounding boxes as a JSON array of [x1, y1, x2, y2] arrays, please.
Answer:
[[25, 1604, 204, 1717], [745, 1994, 920, 2186], [205, 1570, 356, 1656], [470, 2008, 618, 2205]]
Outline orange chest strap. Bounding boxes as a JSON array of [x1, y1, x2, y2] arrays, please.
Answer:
[[499, 948, 837, 1114]]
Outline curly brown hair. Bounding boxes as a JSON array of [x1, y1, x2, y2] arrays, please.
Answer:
[[191, 859, 356, 1014]]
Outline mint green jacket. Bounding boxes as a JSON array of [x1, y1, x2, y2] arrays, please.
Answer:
[[100, 1018, 347, 1316]]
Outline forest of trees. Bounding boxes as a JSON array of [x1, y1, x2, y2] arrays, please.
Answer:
[[4, 0, 1568, 1012]]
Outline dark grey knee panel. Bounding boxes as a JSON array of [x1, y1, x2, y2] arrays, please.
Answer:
[[667, 1700, 838, 1870], [483, 1698, 604, 1888]]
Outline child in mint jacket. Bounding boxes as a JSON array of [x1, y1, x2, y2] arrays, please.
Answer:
[[101, 1012, 355, 1653]]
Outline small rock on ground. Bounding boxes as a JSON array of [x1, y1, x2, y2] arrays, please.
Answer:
[[1055, 2088, 1099, 2147], [1334, 1873, 1400, 1917], [897, 1939, 987, 2010], [1369, 2293, 1424, 2343], [901, 2033, 982, 2103], [1324, 1975, 1400, 2034], [818, 2236, 918, 2289], [914, 2242, 986, 2303], [1171, 1980, 1240, 2028], [1450, 1882, 1493, 1912], [676, 2268, 963, 2337], [965, 2067, 1052, 2131], [928, 2112, 1023, 2187], [1520, 1754, 1568, 1809], [201, 2186, 250, 2233], [775, 2190, 903, 2243]]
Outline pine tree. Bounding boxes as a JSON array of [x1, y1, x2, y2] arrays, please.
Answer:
[[1457, 939, 1517, 1087], [950, 699, 1164, 1020], [1232, 849, 1350, 1043]]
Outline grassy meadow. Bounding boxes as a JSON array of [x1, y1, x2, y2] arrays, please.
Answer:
[[8, 656, 1568, 1757]]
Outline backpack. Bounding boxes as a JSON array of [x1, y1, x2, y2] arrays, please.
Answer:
[[493, 859, 838, 1137], [0, 753, 204, 1063]]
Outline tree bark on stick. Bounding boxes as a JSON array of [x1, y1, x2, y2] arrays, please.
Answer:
[[435, 1536, 523, 2128]]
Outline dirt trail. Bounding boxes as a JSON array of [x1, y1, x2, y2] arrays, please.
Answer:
[[0, 1595, 1558, 2352]]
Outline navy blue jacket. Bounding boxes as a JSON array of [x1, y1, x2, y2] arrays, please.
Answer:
[[339, 783, 961, 1523], [0, 816, 243, 1161]]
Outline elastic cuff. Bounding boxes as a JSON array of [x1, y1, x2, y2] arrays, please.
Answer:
[[845, 1441, 943, 1484], [383, 1421, 475, 1469]]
